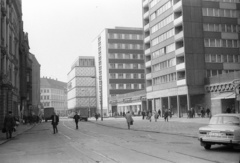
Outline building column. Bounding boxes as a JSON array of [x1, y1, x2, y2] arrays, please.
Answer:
[[152, 99, 155, 111], [187, 93, 191, 111], [177, 95, 180, 118], [168, 96, 171, 109]]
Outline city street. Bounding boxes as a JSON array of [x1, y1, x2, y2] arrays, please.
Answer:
[[0, 117, 239, 163]]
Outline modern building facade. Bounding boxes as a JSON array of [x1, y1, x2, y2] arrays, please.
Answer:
[[92, 27, 145, 116], [142, 0, 240, 117], [67, 56, 97, 117], [40, 77, 67, 116]]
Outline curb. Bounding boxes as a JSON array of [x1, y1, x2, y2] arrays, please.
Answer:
[[89, 120, 199, 138]]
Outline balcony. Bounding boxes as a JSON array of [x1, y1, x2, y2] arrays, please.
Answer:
[[144, 36, 150, 43], [143, 0, 148, 7], [174, 31, 183, 41], [176, 62, 185, 71], [145, 60, 151, 67], [144, 23, 150, 31], [173, 0, 182, 12], [146, 73, 152, 80], [174, 16, 183, 26], [177, 79, 186, 86], [143, 11, 149, 19], [146, 86, 153, 92], [145, 48, 150, 55], [175, 47, 184, 56]]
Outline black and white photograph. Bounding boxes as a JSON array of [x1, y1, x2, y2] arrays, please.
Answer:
[[0, 0, 240, 162]]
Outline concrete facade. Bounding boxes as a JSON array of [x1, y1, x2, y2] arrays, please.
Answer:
[[92, 27, 145, 116], [67, 56, 97, 117], [142, 0, 240, 117]]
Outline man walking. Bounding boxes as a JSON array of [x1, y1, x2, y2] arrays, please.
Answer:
[[51, 112, 59, 134], [4, 111, 16, 139], [125, 111, 133, 129], [73, 112, 80, 129]]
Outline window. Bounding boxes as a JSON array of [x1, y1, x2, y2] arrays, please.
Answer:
[[118, 84, 124, 89], [110, 73, 116, 79], [118, 53, 123, 59], [141, 74, 144, 79], [133, 84, 138, 89], [109, 63, 115, 69], [125, 54, 130, 59], [133, 64, 138, 69], [126, 74, 131, 79], [111, 84, 116, 89], [125, 63, 131, 69], [132, 54, 138, 59], [118, 73, 123, 79], [126, 84, 131, 89], [118, 63, 123, 69], [133, 73, 138, 79]]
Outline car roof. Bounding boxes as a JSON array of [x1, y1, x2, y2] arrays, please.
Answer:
[[213, 114, 240, 118]]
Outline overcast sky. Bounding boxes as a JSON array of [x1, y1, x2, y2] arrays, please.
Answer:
[[22, 0, 143, 82]]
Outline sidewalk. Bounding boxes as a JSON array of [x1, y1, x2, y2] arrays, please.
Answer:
[[0, 123, 35, 145], [89, 116, 210, 138]]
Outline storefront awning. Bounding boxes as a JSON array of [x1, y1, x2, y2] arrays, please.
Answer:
[[211, 92, 235, 100], [117, 102, 142, 107]]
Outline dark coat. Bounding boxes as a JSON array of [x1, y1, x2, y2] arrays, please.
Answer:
[[51, 115, 59, 125], [4, 115, 15, 131], [73, 114, 80, 122]]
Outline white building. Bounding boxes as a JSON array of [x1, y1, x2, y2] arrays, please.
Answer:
[[67, 56, 97, 116]]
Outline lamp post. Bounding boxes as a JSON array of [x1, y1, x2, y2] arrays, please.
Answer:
[[91, 76, 103, 121]]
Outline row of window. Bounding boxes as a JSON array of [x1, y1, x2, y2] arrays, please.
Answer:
[[108, 43, 143, 50], [110, 83, 145, 90], [41, 89, 65, 94], [153, 72, 177, 85], [149, 0, 162, 8], [108, 33, 143, 40], [41, 95, 66, 100], [203, 23, 240, 33], [41, 102, 65, 107], [109, 73, 145, 79], [151, 14, 174, 34], [152, 43, 175, 59], [41, 95, 49, 100], [41, 89, 49, 93], [152, 58, 176, 72], [206, 69, 240, 78], [204, 39, 239, 48], [150, 1, 172, 21], [109, 63, 145, 69], [202, 8, 240, 18], [109, 53, 144, 60], [203, 0, 240, 3], [152, 28, 174, 46], [205, 54, 240, 63]]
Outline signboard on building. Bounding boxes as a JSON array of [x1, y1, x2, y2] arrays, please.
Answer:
[[123, 98, 132, 103], [140, 96, 146, 101]]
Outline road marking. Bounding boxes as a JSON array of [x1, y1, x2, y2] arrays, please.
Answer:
[[59, 132, 71, 140]]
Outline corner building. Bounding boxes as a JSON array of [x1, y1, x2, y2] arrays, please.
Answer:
[[142, 0, 240, 117], [92, 27, 145, 116]]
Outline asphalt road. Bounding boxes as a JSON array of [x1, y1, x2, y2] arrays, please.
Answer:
[[0, 118, 239, 163]]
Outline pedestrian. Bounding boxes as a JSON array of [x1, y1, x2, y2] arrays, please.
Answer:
[[142, 111, 145, 120], [94, 113, 99, 121], [206, 107, 210, 117], [125, 111, 133, 129], [148, 111, 152, 122], [226, 106, 231, 113], [73, 112, 80, 129], [51, 112, 59, 134], [154, 111, 159, 122], [168, 108, 172, 118], [164, 108, 168, 122], [3, 111, 16, 139], [158, 109, 161, 118]]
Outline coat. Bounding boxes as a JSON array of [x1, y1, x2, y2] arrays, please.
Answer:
[[73, 114, 80, 122], [4, 115, 15, 131], [125, 113, 133, 123], [51, 115, 59, 125]]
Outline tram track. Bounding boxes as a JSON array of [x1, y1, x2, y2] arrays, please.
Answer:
[[61, 120, 223, 163]]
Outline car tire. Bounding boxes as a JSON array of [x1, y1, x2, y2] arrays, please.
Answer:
[[204, 144, 211, 150]]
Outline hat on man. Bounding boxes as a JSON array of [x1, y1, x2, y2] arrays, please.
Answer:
[[8, 111, 12, 114]]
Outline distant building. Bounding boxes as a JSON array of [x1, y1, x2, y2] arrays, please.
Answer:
[[40, 77, 67, 116], [30, 53, 41, 115], [67, 56, 97, 116], [92, 27, 145, 116], [142, 0, 240, 117]]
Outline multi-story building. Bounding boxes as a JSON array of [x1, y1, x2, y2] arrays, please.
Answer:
[[92, 27, 145, 116], [0, 0, 24, 127], [40, 77, 67, 116], [30, 53, 41, 115], [67, 56, 97, 117], [142, 0, 240, 117]]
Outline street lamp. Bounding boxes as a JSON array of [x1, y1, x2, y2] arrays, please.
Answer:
[[91, 76, 103, 121]]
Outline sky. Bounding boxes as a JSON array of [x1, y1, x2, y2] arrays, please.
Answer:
[[22, 0, 143, 82]]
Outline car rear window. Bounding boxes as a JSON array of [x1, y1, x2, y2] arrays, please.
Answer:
[[209, 116, 240, 125]]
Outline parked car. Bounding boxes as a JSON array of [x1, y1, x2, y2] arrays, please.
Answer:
[[199, 114, 240, 150]]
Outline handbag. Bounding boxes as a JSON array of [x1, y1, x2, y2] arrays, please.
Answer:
[[2, 127, 6, 133], [130, 120, 133, 125]]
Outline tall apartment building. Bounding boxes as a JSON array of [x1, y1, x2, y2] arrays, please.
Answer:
[[142, 0, 240, 117], [40, 77, 67, 116], [92, 27, 145, 116], [67, 57, 97, 117]]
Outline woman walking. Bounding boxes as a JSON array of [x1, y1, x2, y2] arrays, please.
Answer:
[[125, 111, 133, 129]]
